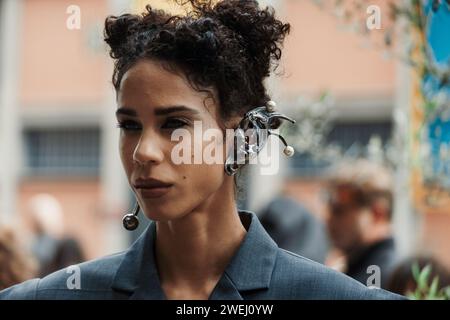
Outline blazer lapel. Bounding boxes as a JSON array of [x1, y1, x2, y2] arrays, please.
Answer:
[[208, 211, 279, 299], [111, 222, 166, 299], [208, 273, 243, 300]]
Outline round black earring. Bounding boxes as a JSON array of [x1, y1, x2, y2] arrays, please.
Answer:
[[122, 202, 140, 231]]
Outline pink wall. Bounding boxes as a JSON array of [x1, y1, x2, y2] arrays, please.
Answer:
[[280, 0, 396, 98], [19, 0, 110, 107]]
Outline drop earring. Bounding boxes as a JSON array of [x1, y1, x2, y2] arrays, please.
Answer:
[[122, 202, 140, 231]]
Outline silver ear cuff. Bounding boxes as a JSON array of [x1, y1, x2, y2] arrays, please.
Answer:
[[224, 100, 296, 176]]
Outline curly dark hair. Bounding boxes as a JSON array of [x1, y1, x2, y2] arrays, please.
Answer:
[[104, 0, 290, 121]]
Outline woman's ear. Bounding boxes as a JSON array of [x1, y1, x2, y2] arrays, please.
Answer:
[[221, 115, 242, 147], [224, 114, 243, 130]]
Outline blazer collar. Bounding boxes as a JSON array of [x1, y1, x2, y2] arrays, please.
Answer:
[[222, 210, 278, 291], [111, 210, 279, 299]]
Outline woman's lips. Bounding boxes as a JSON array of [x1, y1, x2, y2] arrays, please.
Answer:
[[136, 185, 172, 198]]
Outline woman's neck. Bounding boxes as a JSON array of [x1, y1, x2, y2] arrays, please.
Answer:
[[154, 185, 247, 299]]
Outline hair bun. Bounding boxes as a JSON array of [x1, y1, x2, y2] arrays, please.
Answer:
[[104, 1, 291, 120], [207, 0, 290, 78], [104, 6, 172, 59]]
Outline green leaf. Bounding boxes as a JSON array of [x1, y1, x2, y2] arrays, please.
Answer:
[[412, 262, 421, 282], [445, 286, 450, 299], [418, 264, 432, 291], [429, 276, 439, 298], [406, 291, 418, 300]]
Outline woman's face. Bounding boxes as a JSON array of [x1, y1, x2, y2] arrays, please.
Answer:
[[116, 59, 232, 221]]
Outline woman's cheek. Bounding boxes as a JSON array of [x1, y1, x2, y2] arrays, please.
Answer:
[[178, 163, 219, 195], [119, 137, 136, 178], [199, 163, 224, 192]]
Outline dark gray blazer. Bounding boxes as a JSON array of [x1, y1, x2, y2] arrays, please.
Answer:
[[0, 211, 404, 300]]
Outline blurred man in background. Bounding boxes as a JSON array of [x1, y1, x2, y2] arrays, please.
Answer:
[[325, 159, 398, 289]]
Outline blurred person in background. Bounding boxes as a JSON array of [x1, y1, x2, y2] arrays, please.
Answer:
[[387, 255, 450, 298], [26, 194, 85, 277], [259, 196, 329, 264], [0, 225, 37, 290], [325, 159, 399, 289]]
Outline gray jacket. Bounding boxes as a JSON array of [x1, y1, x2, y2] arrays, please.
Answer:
[[0, 211, 404, 300]]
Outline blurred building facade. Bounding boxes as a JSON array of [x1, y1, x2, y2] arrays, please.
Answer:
[[0, 0, 449, 269]]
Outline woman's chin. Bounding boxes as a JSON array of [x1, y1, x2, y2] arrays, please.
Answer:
[[141, 205, 183, 222]]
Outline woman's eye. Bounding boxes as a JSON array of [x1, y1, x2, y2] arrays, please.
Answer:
[[116, 120, 142, 131], [162, 118, 189, 129]]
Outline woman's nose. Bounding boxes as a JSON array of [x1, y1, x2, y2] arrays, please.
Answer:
[[132, 131, 165, 165]]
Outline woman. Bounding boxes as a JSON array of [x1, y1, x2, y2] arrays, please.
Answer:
[[0, 0, 402, 299]]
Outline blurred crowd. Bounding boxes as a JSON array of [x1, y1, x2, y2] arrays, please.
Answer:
[[259, 159, 450, 297], [0, 194, 84, 290]]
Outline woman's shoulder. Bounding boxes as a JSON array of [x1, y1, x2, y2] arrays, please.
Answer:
[[0, 251, 126, 300], [269, 248, 405, 300]]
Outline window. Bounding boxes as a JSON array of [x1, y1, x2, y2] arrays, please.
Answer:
[[327, 121, 392, 150], [289, 121, 392, 176], [23, 127, 101, 177]]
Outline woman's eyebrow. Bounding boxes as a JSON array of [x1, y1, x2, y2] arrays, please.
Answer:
[[115, 107, 137, 117], [115, 105, 200, 117], [154, 105, 200, 116]]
